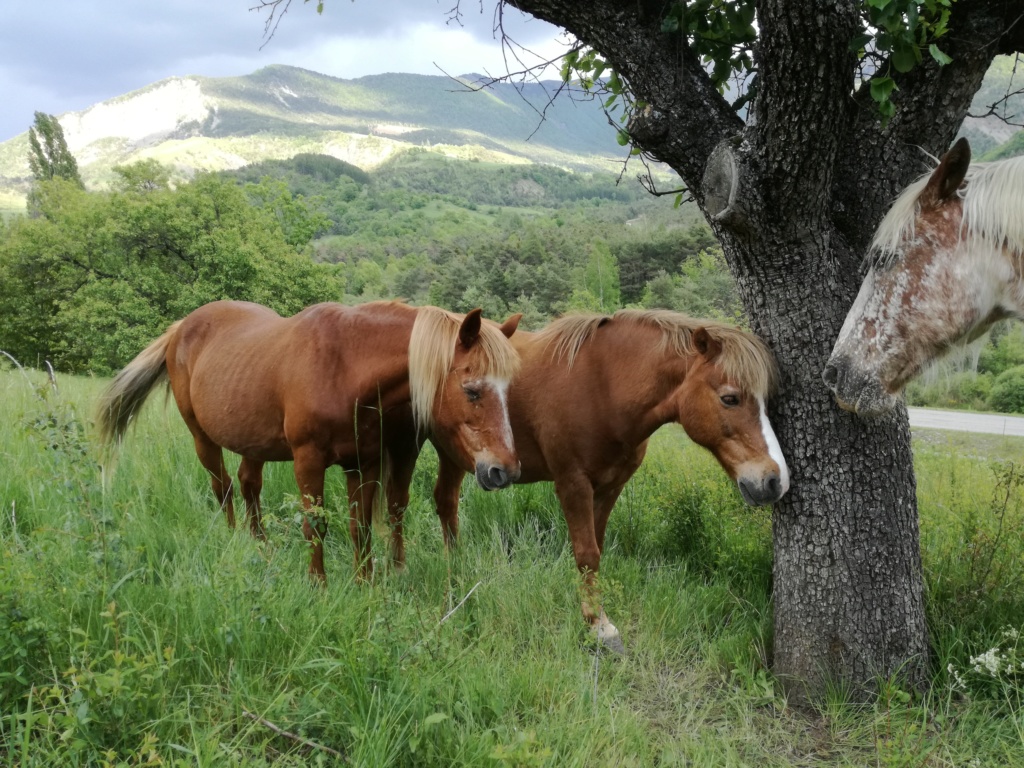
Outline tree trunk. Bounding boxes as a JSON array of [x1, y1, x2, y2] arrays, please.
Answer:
[[503, 0, 1024, 701]]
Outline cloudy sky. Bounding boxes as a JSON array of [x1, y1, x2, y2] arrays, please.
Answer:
[[0, 1, 569, 142]]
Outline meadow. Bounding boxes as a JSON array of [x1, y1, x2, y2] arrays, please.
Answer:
[[1, 365, 1023, 767]]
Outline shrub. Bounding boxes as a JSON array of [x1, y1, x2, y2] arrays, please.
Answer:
[[906, 371, 993, 411], [988, 365, 1024, 413]]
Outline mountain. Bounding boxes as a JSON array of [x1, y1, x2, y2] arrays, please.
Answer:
[[0, 65, 627, 213], [1, 58, 1021, 215], [959, 56, 1024, 158]]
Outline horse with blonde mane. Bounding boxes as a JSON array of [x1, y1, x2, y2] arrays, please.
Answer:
[[97, 300, 521, 583], [386, 309, 789, 652], [825, 138, 1024, 416]]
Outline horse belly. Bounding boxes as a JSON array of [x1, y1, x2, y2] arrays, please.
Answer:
[[182, 359, 291, 461]]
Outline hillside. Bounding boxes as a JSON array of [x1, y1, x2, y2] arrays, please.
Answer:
[[1, 57, 1021, 216], [0, 65, 627, 212]]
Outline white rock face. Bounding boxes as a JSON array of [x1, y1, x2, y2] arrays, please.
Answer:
[[60, 78, 211, 153]]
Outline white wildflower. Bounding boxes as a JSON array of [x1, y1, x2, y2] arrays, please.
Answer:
[[969, 648, 1003, 677]]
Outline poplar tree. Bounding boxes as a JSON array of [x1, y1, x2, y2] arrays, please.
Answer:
[[27, 111, 83, 187]]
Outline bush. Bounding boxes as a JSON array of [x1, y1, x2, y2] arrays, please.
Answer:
[[906, 371, 993, 411], [988, 365, 1024, 413], [979, 322, 1024, 376]]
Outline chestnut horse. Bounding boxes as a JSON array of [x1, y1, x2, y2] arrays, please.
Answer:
[[825, 138, 1024, 416], [386, 309, 789, 651], [97, 300, 521, 583]]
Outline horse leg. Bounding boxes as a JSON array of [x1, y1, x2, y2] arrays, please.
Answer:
[[238, 457, 266, 540], [293, 447, 329, 585], [385, 444, 418, 569], [594, 483, 627, 555], [433, 452, 467, 549], [192, 434, 235, 528], [555, 475, 624, 654], [346, 467, 380, 582]]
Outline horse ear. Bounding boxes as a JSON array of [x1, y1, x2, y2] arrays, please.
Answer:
[[498, 313, 522, 339], [459, 308, 483, 348], [693, 327, 722, 361], [922, 137, 971, 206]]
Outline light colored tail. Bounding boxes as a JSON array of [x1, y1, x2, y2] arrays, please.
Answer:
[[96, 321, 181, 446]]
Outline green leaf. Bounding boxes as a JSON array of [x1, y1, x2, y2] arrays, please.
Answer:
[[928, 44, 952, 66], [849, 33, 872, 52], [869, 76, 896, 103], [890, 42, 919, 74], [424, 712, 449, 727], [615, 130, 630, 146]]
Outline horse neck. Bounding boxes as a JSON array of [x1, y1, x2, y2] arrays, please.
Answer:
[[580, 323, 692, 442], [343, 303, 417, 411]]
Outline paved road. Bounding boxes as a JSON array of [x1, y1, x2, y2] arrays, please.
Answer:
[[908, 407, 1024, 437]]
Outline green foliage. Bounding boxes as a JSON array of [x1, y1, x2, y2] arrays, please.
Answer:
[[982, 129, 1024, 161], [857, 0, 954, 122], [906, 370, 994, 412], [978, 322, 1024, 376], [279, 151, 726, 322], [661, 0, 757, 104], [26, 112, 83, 187], [987, 365, 1024, 413], [640, 248, 744, 320], [110, 159, 171, 193], [562, 1, 955, 131], [0, 169, 342, 374]]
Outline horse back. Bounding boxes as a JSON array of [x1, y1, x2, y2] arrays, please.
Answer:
[[167, 301, 413, 463]]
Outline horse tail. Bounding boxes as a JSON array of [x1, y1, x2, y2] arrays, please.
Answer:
[[96, 321, 182, 446], [374, 449, 393, 528]]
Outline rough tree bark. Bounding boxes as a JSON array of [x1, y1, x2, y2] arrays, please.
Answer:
[[502, 0, 1024, 701]]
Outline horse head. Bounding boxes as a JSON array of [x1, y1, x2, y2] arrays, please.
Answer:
[[824, 138, 1022, 416], [414, 309, 522, 491], [675, 327, 789, 506]]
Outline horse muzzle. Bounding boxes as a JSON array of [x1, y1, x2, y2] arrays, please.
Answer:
[[822, 355, 899, 418], [737, 471, 787, 507], [475, 461, 521, 491]]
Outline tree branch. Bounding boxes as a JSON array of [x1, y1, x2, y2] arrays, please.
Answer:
[[503, 0, 740, 197]]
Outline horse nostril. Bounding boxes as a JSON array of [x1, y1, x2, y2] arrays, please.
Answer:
[[488, 466, 509, 488], [766, 475, 780, 497], [822, 362, 839, 391]]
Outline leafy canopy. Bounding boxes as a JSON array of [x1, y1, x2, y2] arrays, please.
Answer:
[[563, 0, 954, 126]]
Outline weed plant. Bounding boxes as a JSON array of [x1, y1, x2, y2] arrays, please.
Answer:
[[0, 366, 1022, 765]]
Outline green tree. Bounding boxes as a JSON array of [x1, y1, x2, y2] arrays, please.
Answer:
[[988, 366, 1024, 413], [111, 159, 172, 193], [582, 240, 620, 312], [27, 112, 82, 187], [0, 171, 341, 373]]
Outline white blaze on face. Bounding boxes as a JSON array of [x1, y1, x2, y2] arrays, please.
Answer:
[[484, 376, 514, 453], [758, 398, 790, 495]]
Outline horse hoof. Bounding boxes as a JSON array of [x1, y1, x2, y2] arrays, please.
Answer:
[[594, 622, 626, 655], [600, 632, 626, 655]]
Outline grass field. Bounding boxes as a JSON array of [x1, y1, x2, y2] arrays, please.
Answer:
[[0, 365, 1022, 766]]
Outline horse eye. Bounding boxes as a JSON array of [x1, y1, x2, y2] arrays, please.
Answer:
[[464, 387, 481, 402], [720, 394, 740, 407]]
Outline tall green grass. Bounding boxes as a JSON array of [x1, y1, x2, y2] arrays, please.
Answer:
[[0, 366, 1022, 766]]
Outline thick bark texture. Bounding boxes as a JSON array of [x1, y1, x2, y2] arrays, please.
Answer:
[[505, 0, 1024, 700]]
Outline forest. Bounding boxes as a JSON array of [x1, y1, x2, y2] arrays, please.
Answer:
[[2, 146, 1023, 411], [0, 150, 733, 372]]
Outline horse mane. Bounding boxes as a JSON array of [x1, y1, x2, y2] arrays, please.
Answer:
[[407, 306, 520, 432], [537, 309, 779, 399], [871, 154, 1024, 267]]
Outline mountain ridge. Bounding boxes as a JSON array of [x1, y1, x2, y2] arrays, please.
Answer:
[[0, 65, 627, 212], [1, 59, 1021, 215]]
